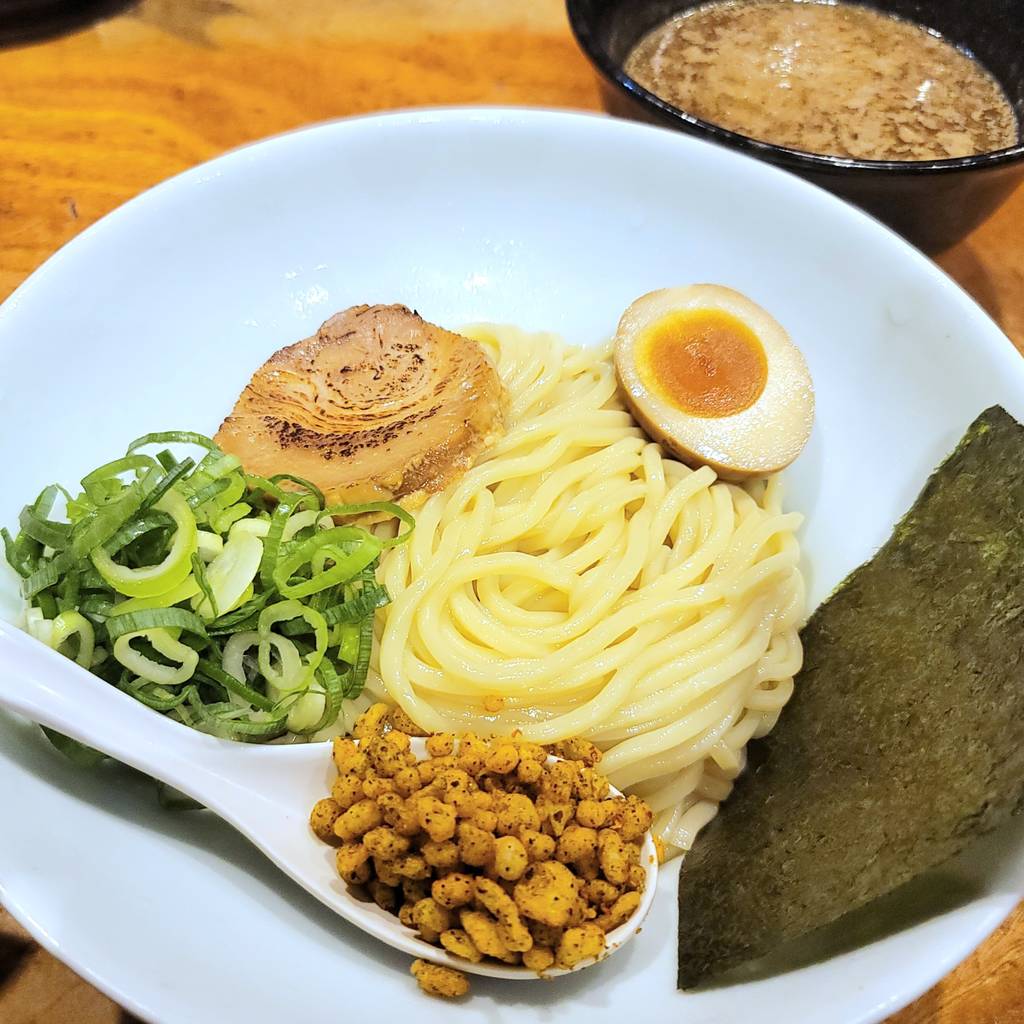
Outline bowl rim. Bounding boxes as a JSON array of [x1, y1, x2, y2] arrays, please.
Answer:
[[1, 102, 1023, 1024], [566, 0, 1024, 175]]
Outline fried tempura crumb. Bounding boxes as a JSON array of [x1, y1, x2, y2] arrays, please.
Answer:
[[311, 707, 655, 992], [410, 958, 470, 999]]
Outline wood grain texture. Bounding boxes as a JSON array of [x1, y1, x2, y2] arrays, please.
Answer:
[[0, 0, 1022, 1020]]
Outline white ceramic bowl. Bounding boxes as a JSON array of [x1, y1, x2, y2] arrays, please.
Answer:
[[1, 108, 1023, 1024]]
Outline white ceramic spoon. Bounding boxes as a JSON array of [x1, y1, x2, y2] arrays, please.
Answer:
[[0, 621, 658, 980]]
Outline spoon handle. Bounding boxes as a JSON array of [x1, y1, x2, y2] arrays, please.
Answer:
[[0, 620, 230, 801], [1, 619, 343, 876]]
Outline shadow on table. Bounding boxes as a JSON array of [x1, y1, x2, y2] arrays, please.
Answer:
[[0, 0, 138, 48], [0, 932, 32, 988]]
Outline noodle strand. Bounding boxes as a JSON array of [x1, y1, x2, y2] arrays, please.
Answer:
[[372, 325, 804, 857]]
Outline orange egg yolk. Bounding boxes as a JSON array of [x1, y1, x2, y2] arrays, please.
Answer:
[[636, 309, 768, 418]]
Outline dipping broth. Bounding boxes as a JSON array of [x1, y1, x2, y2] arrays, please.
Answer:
[[624, 0, 1020, 161]]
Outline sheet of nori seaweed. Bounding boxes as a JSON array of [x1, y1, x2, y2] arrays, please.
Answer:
[[678, 405, 1024, 989]]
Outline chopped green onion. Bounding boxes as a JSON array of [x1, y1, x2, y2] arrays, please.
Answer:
[[281, 508, 330, 542], [192, 530, 261, 620], [35, 589, 59, 619], [336, 621, 360, 664], [127, 430, 219, 453], [270, 473, 326, 508], [50, 611, 95, 667], [113, 628, 199, 686], [102, 511, 175, 557], [141, 457, 196, 509], [258, 499, 296, 589], [323, 500, 415, 547], [105, 606, 208, 642], [244, 474, 290, 505], [41, 727, 107, 767], [25, 606, 53, 645], [341, 615, 375, 699], [207, 590, 271, 633], [120, 676, 199, 711], [211, 502, 252, 534], [295, 657, 345, 735], [23, 551, 72, 598], [258, 599, 327, 690], [70, 480, 147, 559], [3, 526, 41, 579], [3, 429, 413, 775], [195, 531, 224, 562], [91, 490, 197, 598], [81, 455, 157, 501], [272, 527, 382, 599], [196, 657, 276, 712], [109, 576, 201, 617], [78, 594, 116, 619], [185, 477, 231, 511], [322, 581, 390, 625], [18, 502, 71, 550], [191, 552, 219, 618]]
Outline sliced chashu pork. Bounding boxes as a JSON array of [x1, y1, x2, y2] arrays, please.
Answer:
[[215, 304, 507, 505]]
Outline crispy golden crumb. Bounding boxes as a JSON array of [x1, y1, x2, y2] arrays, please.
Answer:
[[555, 923, 606, 968], [440, 928, 483, 963], [311, 707, 653, 987], [410, 958, 470, 999], [309, 798, 341, 843], [522, 945, 555, 972]]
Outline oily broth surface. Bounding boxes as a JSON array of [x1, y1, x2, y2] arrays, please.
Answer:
[[625, 0, 1019, 160]]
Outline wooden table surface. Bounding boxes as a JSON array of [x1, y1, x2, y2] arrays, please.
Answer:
[[1, 1, 1023, 1021]]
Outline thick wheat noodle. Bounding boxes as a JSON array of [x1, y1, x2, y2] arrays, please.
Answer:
[[369, 325, 805, 857]]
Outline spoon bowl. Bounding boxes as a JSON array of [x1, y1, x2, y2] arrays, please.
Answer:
[[0, 620, 658, 980]]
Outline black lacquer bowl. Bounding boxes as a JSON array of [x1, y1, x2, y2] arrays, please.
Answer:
[[567, 0, 1024, 253]]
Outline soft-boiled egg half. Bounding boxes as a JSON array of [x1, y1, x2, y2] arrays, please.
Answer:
[[614, 284, 814, 479]]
